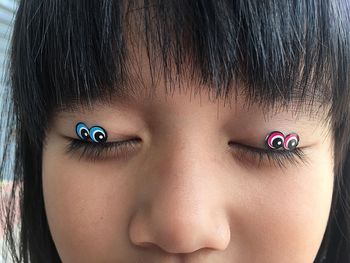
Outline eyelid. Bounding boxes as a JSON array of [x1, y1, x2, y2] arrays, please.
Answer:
[[64, 137, 141, 161], [232, 142, 305, 152], [228, 142, 308, 168], [63, 134, 308, 167]]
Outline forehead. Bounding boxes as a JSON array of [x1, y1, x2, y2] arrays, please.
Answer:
[[53, 36, 329, 120], [50, 1, 333, 125], [54, 76, 330, 126], [44, 0, 334, 128]]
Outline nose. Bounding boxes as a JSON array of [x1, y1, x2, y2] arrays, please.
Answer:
[[128, 140, 231, 254]]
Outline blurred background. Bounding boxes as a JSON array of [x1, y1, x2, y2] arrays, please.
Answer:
[[0, 1, 19, 262], [0, 0, 17, 106]]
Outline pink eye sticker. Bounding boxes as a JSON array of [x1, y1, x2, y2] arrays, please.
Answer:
[[265, 131, 285, 149], [284, 133, 300, 150], [265, 131, 300, 150]]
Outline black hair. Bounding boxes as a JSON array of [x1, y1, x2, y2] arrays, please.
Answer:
[[1, 0, 350, 262]]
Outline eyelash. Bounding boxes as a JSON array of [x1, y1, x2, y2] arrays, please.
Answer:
[[65, 138, 307, 167], [64, 138, 141, 162], [228, 142, 307, 168]]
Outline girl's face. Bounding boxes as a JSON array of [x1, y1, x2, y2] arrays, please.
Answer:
[[42, 61, 334, 262]]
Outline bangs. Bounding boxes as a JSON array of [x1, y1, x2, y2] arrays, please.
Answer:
[[9, 0, 350, 140]]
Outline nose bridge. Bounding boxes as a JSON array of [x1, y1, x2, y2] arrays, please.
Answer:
[[129, 125, 231, 254], [151, 138, 217, 223], [150, 122, 223, 212]]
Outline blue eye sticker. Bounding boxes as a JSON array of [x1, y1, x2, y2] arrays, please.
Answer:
[[76, 122, 90, 141], [89, 126, 108, 143], [75, 122, 108, 143]]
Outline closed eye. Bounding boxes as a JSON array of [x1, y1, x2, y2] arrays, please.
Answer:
[[64, 137, 308, 168], [228, 142, 308, 169], [64, 138, 142, 162]]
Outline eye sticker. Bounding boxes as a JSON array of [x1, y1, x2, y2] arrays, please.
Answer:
[[75, 122, 108, 143], [284, 133, 299, 150], [265, 131, 300, 150], [89, 126, 108, 143], [265, 131, 285, 149], [76, 122, 90, 141]]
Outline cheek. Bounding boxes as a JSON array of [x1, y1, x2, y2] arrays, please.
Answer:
[[42, 147, 135, 261], [230, 150, 334, 261]]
